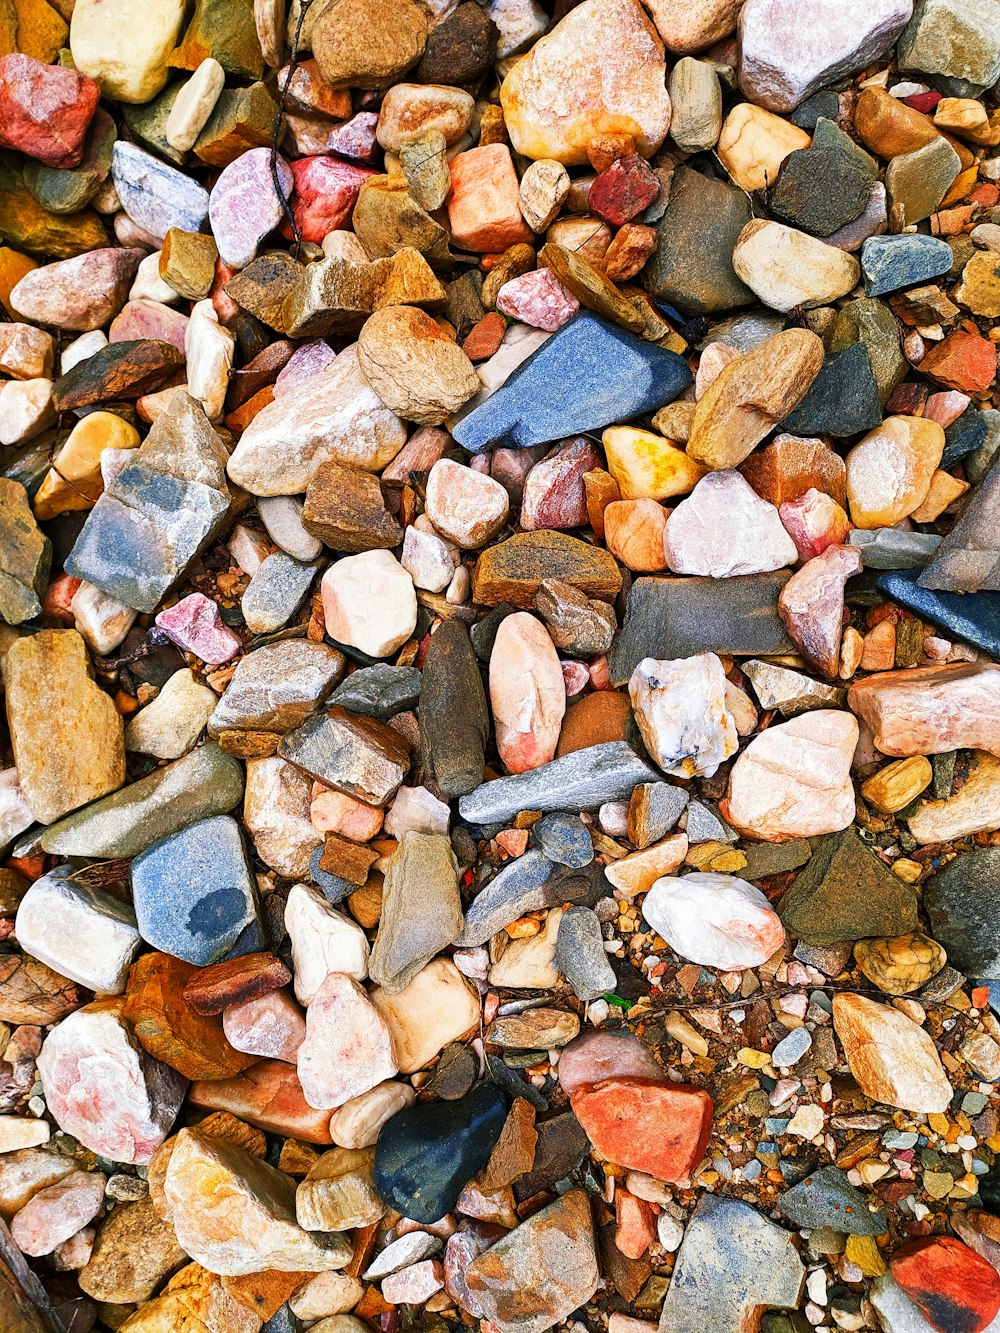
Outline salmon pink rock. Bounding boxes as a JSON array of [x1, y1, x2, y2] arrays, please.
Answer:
[[489, 611, 566, 773], [0, 55, 100, 168], [571, 1077, 713, 1183]]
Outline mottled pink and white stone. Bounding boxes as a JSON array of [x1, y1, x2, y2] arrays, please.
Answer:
[[778, 543, 862, 678], [489, 611, 566, 774], [223, 989, 307, 1064], [520, 436, 601, 530], [297, 973, 398, 1111], [10, 1170, 106, 1257], [779, 487, 851, 563], [628, 653, 738, 779], [641, 872, 785, 970], [425, 458, 510, 549], [382, 1259, 445, 1306], [496, 268, 580, 331], [155, 592, 240, 664], [663, 470, 798, 577]]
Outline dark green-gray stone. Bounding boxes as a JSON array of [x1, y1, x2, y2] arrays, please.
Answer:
[[781, 343, 882, 437]]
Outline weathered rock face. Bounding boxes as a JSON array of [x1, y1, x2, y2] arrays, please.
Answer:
[[163, 1127, 352, 1275], [370, 832, 463, 993], [500, 0, 672, 165], [832, 994, 953, 1113]]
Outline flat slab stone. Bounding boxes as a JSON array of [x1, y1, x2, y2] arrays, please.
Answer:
[[452, 312, 691, 452], [458, 742, 660, 825], [876, 568, 1000, 658], [849, 527, 941, 570], [608, 574, 793, 686], [279, 706, 411, 806]]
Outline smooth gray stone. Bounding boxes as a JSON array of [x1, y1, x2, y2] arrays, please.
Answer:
[[848, 527, 941, 570], [608, 575, 793, 686], [209, 640, 345, 735], [777, 1165, 886, 1236], [241, 553, 318, 634], [111, 140, 209, 239], [534, 812, 593, 867], [556, 906, 616, 1002], [685, 800, 737, 845], [420, 619, 489, 799], [634, 781, 689, 843], [458, 742, 660, 826], [39, 743, 244, 858], [456, 852, 606, 947], [329, 664, 422, 720], [257, 495, 322, 562]]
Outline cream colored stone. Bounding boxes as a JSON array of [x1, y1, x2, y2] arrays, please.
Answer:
[[718, 103, 810, 192], [328, 1081, 416, 1150], [846, 416, 946, 529], [832, 994, 952, 1113], [907, 752, 1000, 844], [34, 412, 141, 522], [644, 0, 739, 51], [369, 958, 480, 1073], [603, 833, 688, 896], [732, 220, 860, 313], [70, 0, 187, 103], [125, 668, 216, 759], [185, 300, 234, 424], [489, 905, 563, 988], [165, 59, 226, 153]]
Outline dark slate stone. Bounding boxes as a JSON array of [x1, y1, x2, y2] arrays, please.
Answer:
[[943, 407, 991, 467], [829, 296, 906, 406], [781, 344, 882, 438], [925, 847, 1000, 979], [919, 450, 1000, 592], [328, 664, 422, 720], [777, 1166, 887, 1236], [770, 139, 871, 238], [790, 91, 841, 131], [451, 312, 692, 452], [457, 742, 661, 826], [130, 815, 263, 965], [514, 1109, 589, 1200], [416, 0, 497, 83], [534, 812, 594, 867], [419, 619, 489, 799], [487, 1054, 548, 1110], [860, 234, 953, 297], [876, 568, 1000, 658], [374, 1082, 508, 1223], [470, 601, 517, 662], [608, 574, 793, 685], [848, 528, 941, 570], [426, 1043, 478, 1100], [979, 1154, 1000, 1216], [642, 166, 754, 315], [556, 906, 616, 1001], [456, 850, 607, 947]]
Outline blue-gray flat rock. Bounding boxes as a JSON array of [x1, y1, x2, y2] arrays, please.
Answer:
[[112, 141, 210, 241], [208, 640, 346, 735], [534, 812, 593, 867], [241, 553, 319, 635], [778, 1165, 887, 1236], [918, 451, 1000, 593], [876, 568, 1000, 658], [849, 528, 941, 570], [457, 853, 606, 948], [556, 906, 616, 1002], [861, 234, 953, 296], [452, 312, 691, 453], [329, 664, 422, 720]]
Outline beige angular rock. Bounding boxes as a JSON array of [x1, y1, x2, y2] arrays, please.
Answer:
[[296, 1147, 384, 1231], [165, 59, 227, 154], [604, 498, 668, 572], [321, 550, 417, 658], [718, 104, 811, 192], [664, 471, 799, 574], [185, 300, 234, 424], [358, 306, 481, 426], [845, 416, 945, 529], [832, 994, 952, 1113], [425, 459, 510, 548], [669, 56, 723, 151], [0, 1149, 76, 1222], [645, 0, 739, 51], [907, 751, 1000, 844], [733, 220, 860, 313], [70, 0, 187, 103], [285, 882, 370, 1004], [628, 654, 737, 778], [370, 957, 480, 1073], [0, 324, 53, 382], [602, 833, 688, 896], [328, 1080, 416, 1150], [4, 629, 124, 825], [163, 1127, 352, 1275], [10, 1169, 105, 1257], [489, 906, 563, 988], [686, 330, 825, 470], [500, 0, 673, 165], [125, 668, 216, 760], [244, 756, 322, 880], [376, 83, 475, 151], [297, 974, 397, 1111], [519, 159, 572, 233], [227, 344, 407, 496], [290, 1271, 365, 1320], [721, 709, 859, 842], [0, 379, 55, 446], [848, 664, 1000, 758], [490, 612, 566, 774]]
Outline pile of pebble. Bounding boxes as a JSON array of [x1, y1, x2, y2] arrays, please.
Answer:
[[0, 0, 999, 1330]]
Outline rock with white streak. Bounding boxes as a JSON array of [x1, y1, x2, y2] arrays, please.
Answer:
[[489, 611, 566, 774], [285, 882, 370, 1004], [0, 769, 34, 855], [663, 471, 798, 577], [401, 525, 455, 592], [628, 654, 738, 779], [15, 869, 141, 994], [721, 709, 859, 841], [297, 973, 398, 1110], [385, 785, 450, 838], [739, 0, 915, 113], [641, 872, 785, 969]]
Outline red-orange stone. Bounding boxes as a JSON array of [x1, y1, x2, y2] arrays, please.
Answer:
[[0, 54, 100, 168], [189, 1058, 335, 1143], [919, 328, 997, 394], [570, 1077, 713, 1184], [182, 951, 292, 1016], [890, 1235, 1000, 1333]]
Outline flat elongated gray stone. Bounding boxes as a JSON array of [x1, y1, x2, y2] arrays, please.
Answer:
[[209, 641, 346, 735], [241, 553, 319, 635], [111, 141, 210, 241], [329, 664, 422, 720], [457, 742, 660, 826], [849, 527, 941, 569], [420, 619, 490, 799], [918, 452, 1000, 592], [65, 393, 231, 613], [658, 1195, 804, 1333], [457, 853, 606, 949], [608, 575, 793, 686], [39, 743, 244, 859]]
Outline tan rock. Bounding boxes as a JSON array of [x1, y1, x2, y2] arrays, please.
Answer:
[[604, 498, 669, 571], [861, 756, 933, 814], [718, 103, 811, 192], [357, 306, 480, 426], [79, 1198, 187, 1304], [369, 957, 480, 1073], [0, 1150, 75, 1223], [377, 83, 474, 151], [163, 1128, 352, 1276], [687, 330, 825, 470], [846, 416, 945, 528], [3, 629, 124, 825], [489, 906, 563, 989], [848, 664, 1000, 758], [165, 58, 226, 154], [854, 932, 946, 996], [33, 411, 140, 522], [328, 1080, 416, 1149], [244, 756, 322, 881], [907, 751, 1000, 844], [832, 994, 952, 1113], [115, 1262, 263, 1333], [732, 220, 860, 313], [312, 0, 427, 89], [603, 832, 689, 896], [500, 0, 673, 165], [644, 0, 740, 51], [296, 1147, 384, 1231], [519, 159, 572, 233], [721, 709, 858, 841]]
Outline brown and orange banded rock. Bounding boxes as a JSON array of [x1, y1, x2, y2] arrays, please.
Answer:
[[182, 952, 292, 1016]]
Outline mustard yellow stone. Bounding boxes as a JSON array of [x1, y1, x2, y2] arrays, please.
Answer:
[[854, 931, 946, 996], [33, 412, 141, 522], [602, 425, 706, 501], [861, 756, 933, 814]]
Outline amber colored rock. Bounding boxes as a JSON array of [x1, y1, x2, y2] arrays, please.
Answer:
[[571, 1078, 712, 1184], [687, 330, 825, 471], [447, 145, 533, 254], [223, 1269, 313, 1322], [845, 416, 945, 529], [189, 1060, 335, 1144], [33, 410, 140, 522], [303, 461, 402, 553], [0, 248, 38, 319], [0, 955, 83, 1026], [919, 327, 997, 394], [557, 691, 634, 756], [79, 1198, 187, 1304], [602, 425, 705, 501], [183, 952, 292, 1016], [473, 532, 622, 608], [861, 756, 933, 814], [115, 1262, 263, 1333], [499, 0, 672, 166], [848, 663, 1000, 758], [890, 1236, 1000, 1333], [3, 628, 124, 825], [832, 994, 952, 1113], [717, 103, 811, 193], [855, 86, 943, 160], [124, 952, 255, 1081], [740, 433, 847, 507], [0, 1258, 46, 1333], [778, 544, 862, 678], [311, 0, 427, 91], [854, 932, 946, 996], [604, 499, 668, 571]]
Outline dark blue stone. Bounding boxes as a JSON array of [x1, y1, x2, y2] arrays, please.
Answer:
[[876, 569, 1000, 658], [942, 408, 990, 467], [131, 814, 263, 965], [451, 312, 691, 452], [860, 235, 953, 297], [781, 344, 882, 438], [534, 812, 594, 868], [374, 1082, 508, 1223]]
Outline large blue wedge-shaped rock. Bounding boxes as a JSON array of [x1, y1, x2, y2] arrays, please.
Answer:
[[452, 311, 691, 452]]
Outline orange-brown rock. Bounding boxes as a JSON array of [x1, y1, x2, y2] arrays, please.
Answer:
[[740, 433, 847, 507], [557, 691, 635, 756], [124, 952, 255, 1081], [189, 1060, 335, 1143], [182, 952, 292, 1016], [473, 532, 622, 608], [223, 1270, 311, 1320]]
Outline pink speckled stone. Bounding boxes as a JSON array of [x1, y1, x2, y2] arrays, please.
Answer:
[[10, 1169, 105, 1257], [284, 155, 377, 244], [155, 593, 241, 665], [222, 989, 306, 1065], [296, 973, 397, 1111], [520, 437, 601, 530], [496, 268, 580, 331], [779, 487, 852, 563], [274, 339, 339, 397], [489, 611, 566, 774], [108, 300, 189, 352], [210, 146, 294, 269], [382, 1259, 445, 1305]]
